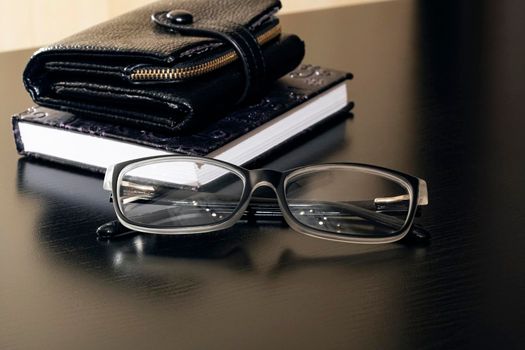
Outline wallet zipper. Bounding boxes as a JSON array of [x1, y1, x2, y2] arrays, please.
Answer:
[[129, 24, 281, 81]]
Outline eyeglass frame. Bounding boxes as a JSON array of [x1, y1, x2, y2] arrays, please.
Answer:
[[103, 155, 428, 244]]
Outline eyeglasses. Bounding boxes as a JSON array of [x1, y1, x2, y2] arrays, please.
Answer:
[[102, 156, 429, 244]]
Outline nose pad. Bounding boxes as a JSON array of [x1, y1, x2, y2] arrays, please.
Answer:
[[248, 169, 283, 193], [251, 186, 276, 199], [246, 170, 286, 223]]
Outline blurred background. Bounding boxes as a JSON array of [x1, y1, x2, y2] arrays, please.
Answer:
[[0, 0, 389, 52]]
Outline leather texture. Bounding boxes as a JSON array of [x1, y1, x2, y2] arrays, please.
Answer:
[[14, 64, 353, 173], [23, 0, 305, 133], [43, 0, 280, 56], [152, 11, 268, 103]]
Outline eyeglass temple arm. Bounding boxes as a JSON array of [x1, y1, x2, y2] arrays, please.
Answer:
[[243, 197, 429, 242], [116, 178, 428, 207], [111, 189, 423, 218], [97, 214, 429, 243], [100, 194, 429, 242]]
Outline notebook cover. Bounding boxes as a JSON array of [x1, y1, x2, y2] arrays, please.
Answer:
[[13, 64, 352, 173]]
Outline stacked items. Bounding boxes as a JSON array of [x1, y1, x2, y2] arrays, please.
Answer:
[[13, 0, 352, 172]]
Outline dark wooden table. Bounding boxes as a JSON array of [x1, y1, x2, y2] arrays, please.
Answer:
[[1, 1, 524, 349]]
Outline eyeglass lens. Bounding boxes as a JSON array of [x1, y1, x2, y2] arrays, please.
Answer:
[[285, 167, 411, 237], [117, 160, 245, 227]]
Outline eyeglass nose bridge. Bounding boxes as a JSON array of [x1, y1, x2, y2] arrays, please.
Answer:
[[247, 169, 284, 193]]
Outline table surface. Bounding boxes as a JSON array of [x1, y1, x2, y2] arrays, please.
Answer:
[[1, 1, 525, 349]]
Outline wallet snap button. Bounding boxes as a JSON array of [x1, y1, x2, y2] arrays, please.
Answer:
[[166, 10, 193, 25]]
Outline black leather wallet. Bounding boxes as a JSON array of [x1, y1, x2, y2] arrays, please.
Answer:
[[23, 0, 305, 133]]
